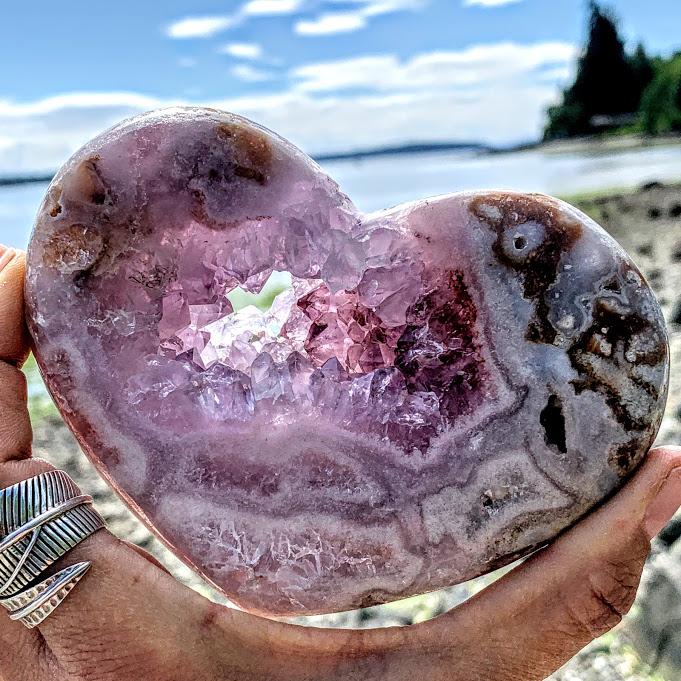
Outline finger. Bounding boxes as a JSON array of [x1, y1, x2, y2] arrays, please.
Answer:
[[0, 246, 54, 680], [0, 244, 220, 678], [0, 247, 30, 367], [34, 532, 233, 680], [0, 456, 219, 678], [0, 456, 192, 675], [0, 364, 32, 463], [362, 446, 681, 681], [0, 247, 32, 465], [170, 446, 681, 681], [0, 617, 56, 681]]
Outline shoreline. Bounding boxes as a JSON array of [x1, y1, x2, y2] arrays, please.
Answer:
[[23, 180, 681, 679], [3, 133, 681, 188]]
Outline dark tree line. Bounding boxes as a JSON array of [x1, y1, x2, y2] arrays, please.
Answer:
[[544, 2, 681, 140]]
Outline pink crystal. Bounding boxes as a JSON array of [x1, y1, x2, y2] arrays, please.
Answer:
[[26, 108, 669, 616]]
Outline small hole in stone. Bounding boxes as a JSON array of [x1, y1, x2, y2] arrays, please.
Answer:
[[603, 277, 621, 293], [513, 235, 527, 250], [540, 394, 567, 454]]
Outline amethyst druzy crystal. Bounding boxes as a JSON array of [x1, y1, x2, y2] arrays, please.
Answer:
[[25, 107, 669, 616]]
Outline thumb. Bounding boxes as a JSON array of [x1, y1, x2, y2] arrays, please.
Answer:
[[218, 447, 681, 681], [395, 446, 681, 681]]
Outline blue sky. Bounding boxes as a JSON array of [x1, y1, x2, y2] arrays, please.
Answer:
[[1, 0, 680, 174]]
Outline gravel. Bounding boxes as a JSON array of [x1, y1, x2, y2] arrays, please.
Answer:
[[25, 182, 681, 680]]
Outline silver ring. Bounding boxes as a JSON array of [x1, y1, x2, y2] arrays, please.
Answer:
[[0, 471, 104, 628], [1, 561, 92, 629]]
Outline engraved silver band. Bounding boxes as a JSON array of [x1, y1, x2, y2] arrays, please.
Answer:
[[0, 471, 104, 628], [2, 562, 92, 629]]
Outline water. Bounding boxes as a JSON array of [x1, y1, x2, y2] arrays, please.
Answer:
[[3, 143, 681, 249], [324, 143, 681, 213], [1, 183, 47, 249]]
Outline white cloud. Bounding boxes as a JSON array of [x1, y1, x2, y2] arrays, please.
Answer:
[[0, 42, 575, 175], [0, 89, 551, 175], [166, 0, 303, 41], [293, 55, 392, 87], [537, 65, 572, 82], [231, 65, 274, 82], [165, 16, 236, 39], [243, 0, 303, 14], [324, 0, 425, 11], [295, 0, 425, 35], [0, 92, 161, 118], [296, 12, 367, 35], [165, 0, 414, 41], [463, 0, 522, 6], [219, 43, 264, 60], [0, 92, 162, 174], [360, 0, 427, 15], [292, 42, 577, 92]]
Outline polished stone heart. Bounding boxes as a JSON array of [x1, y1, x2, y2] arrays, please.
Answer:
[[25, 107, 669, 616]]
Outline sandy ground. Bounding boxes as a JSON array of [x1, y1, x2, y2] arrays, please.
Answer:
[[27, 182, 681, 680]]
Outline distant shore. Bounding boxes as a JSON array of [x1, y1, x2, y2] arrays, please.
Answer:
[[0, 174, 54, 187], [536, 132, 681, 156], [2, 132, 681, 187], [315, 141, 495, 162]]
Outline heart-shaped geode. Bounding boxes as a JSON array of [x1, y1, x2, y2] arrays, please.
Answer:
[[25, 107, 669, 616]]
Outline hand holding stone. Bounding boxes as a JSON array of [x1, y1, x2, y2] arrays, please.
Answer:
[[1, 105, 677, 680], [3, 250, 681, 680]]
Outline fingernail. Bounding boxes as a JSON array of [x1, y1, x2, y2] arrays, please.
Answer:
[[644, 464, 681, 539], [0, 246, 15, 274]]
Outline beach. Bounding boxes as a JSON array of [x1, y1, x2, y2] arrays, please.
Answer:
[[19, 178, 681, 680], [4, 138, 681, 249]]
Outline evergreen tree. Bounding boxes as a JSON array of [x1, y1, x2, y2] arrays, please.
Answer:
[[544, 2, 638, 139], [629, 43, 655, 105]]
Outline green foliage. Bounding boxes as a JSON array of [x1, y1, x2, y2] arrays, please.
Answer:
[[630, 43, 656, 100], [23, 354, 58, 423], [545, 102, 587, 141], [544, 3, 655, 140], [639, 53, 681, 134]]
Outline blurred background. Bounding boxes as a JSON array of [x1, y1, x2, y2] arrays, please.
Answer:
[[3, 1, 681, 679]]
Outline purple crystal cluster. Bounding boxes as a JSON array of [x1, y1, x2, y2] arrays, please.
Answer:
[[25, 108, 669, 615]]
